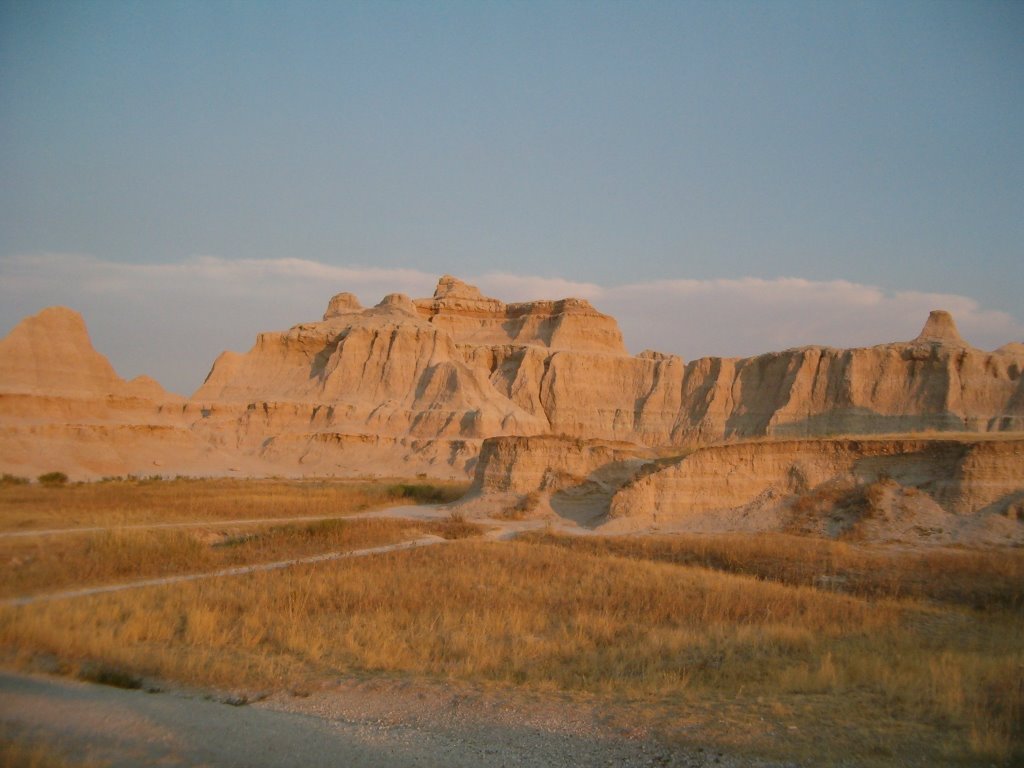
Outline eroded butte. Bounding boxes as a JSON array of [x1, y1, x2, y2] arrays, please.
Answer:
[[2, 276, 1022, 543]]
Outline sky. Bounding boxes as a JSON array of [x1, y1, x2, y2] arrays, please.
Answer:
[[1, 0, 1022, 395]]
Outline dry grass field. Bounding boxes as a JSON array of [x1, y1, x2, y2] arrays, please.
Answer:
[[0, 475, 466, 532], [0, 516, 476, 600], [1, 480, 1021, 766]]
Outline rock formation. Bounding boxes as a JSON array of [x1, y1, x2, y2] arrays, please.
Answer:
[[415, 275, 626, 353], [457, 435, 653, 524], [605, 436, 1024, 543], [455, 433, 1024, 544], [0, 307, 172, 401], [1, 275, 1022, 539]]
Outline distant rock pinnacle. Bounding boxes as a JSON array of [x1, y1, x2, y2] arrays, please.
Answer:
[[913, 310, 965, 346]]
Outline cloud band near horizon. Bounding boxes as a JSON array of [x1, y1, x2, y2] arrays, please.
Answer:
[[1, 253, 1021, 396]]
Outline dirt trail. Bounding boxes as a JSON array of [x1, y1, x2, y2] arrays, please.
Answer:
[[0, 505, 556, 607], [0, 503, 443, 538], [2, 501, 598, 610], [0, 504, 801, 766], [0, 536, 447, 608], [0, 514, 360, 538], [0, 671, 793, 767]]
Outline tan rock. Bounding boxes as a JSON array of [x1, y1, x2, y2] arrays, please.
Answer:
[[192, 290, 548, 439], [323, 292, 363, 319], [605, 436, 1024, 544], [912, 309, 965, 346], [2, 284, 1023, 507], [414, 276, 626, 353], [456, 435, 652, 524], [0, 307, 172, 400]]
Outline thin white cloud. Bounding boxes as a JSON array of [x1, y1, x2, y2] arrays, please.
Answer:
[[1, 253, 1021, 396], [472, 272, 607, 302]]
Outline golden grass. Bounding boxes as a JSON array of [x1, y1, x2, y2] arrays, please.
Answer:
[[522, 530, 1024, 608], [0, 477, 467, 532], [2, 537, 1021, 764], [0, 517, 477, 599], [1, 542, 896, 688], [1, 480, 1021, 765]]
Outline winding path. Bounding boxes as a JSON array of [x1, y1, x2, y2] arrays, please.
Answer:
[[0, 503, 439, 538], [0, 536, 448, 608], [0, 504, 551, 608]]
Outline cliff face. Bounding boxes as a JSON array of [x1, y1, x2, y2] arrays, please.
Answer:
[[454, 317, 1023, 446], [2, 278, 1022, 486], [193, 294, 546, 439], [457, 432, 1023, 544], [470, 435, 649, 495], [604, 436, 1024, 544], [455, 435, 652, 524]]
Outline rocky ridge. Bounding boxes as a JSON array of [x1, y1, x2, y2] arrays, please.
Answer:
[[1, 275, 1022, 542]]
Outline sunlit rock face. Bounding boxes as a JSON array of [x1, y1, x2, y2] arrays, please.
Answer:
[[2, 275, 1022, 484]]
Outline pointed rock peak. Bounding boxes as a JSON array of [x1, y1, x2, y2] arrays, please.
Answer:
[[376, 292, 417, 315], [913, 310, 965, 345], [434, 275, 484, 301], [0, 306, 133, 399], [323, 292, 363, 320]]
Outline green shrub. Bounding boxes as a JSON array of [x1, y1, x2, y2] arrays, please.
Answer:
[[0, 473, 29, 486]]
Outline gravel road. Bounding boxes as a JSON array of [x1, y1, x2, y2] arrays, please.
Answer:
[[0, 671, 798, 767]]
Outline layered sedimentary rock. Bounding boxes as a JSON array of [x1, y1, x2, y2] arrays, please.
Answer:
[[459, 432, 1023, 543], [470, 307, 1023, 445], [194, 280, 1023, 465], [194, 290, 546, 439], [603, 436, 1024, 544], [455, 435, 652, 523], [413, 275, 626, 353], [2, 277, 1022, 488], [0, 307, 201, 478], [0, 307, 173, 402], [471, 435, 649, 495]]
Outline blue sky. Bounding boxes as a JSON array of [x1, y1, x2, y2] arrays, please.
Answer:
[[1, 1, 1022, 393]]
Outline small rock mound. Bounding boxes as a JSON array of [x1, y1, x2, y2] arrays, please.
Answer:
[[375, 293, 418, 315], [434, 275, 485, 301], [913, 310, 966, 346], [323, 292, 363, 319]]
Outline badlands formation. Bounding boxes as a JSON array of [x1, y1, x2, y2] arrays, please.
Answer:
[[1, 276, 1022, 544]]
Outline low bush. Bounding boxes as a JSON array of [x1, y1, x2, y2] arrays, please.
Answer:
[[388, 483, 464, 505]]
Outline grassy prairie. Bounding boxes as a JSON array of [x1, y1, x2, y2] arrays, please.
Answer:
[[1, 540, 1021, 764], [0, 477, 466, 531], [0, 517, 479, 599], [0, 480, 1021, 765], [521, 531, 1024, 608]]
